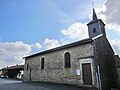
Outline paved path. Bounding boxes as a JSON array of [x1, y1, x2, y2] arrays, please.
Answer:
[[0, 78, 86, 90], [0, 78, 22, 84]]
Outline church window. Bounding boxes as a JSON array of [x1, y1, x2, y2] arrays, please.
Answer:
[[64, 52, 71, 68], [93, 28, 96, 33], [27, 63, 29, 70], [41, 57, 45, 69]]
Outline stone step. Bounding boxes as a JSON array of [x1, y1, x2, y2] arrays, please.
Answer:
[[79, 85, 98, 90]]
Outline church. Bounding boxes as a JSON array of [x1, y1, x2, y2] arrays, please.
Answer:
[[23, 9, 118, 90]]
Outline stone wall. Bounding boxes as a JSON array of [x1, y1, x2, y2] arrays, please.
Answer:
[[117, 68, 120, 85], [23, 43, 96, 86], [114, 55, 120, 86], [93, 36, 118, 90]]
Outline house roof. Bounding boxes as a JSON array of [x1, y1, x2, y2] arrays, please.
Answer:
[[7, 65, 24, 70], [24, 38, 93, 59], [0, 67, 7, 71]]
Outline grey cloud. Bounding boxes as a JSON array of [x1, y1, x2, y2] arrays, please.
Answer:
[[0, 41, 31, 68], [101, 0, 120, 24]]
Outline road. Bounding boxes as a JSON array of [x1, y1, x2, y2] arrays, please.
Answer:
[[0, 78, 87, 90]]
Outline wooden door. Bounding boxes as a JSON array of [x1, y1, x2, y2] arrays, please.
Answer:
[[82, 63, 92, 85]]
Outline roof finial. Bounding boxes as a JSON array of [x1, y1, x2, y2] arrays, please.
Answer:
[[92, 2, 97, 20]]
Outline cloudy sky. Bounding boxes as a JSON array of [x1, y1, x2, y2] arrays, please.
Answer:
[[0, 0, 120, 68]]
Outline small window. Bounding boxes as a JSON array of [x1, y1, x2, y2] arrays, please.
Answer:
[[27, 63, 29, 70], [93, 28, 96, 33], [64, 52, 71, 68], [41, 57, 45, 69]]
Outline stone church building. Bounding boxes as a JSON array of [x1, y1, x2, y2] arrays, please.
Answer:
[[23, 9, 118, 90]]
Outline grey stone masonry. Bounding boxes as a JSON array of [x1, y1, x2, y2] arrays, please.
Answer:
[[23, 43, 96, 86]]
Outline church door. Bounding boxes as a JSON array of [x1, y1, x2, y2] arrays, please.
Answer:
[[82, 63, 92, 85]]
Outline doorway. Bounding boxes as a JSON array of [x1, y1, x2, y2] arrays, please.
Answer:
[[82, 63, 92, 85]]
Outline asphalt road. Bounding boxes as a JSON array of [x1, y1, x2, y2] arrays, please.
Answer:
[[0, 78, 87, 90]]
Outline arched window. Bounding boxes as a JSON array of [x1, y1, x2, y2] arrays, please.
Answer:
[[41, 57, 45, 69], [93, 28, 96, 33], [64, 52, 71, 68], [26, 63, 29, 70]]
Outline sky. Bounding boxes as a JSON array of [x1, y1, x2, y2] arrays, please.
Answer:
[[0, 0, 120, 68]]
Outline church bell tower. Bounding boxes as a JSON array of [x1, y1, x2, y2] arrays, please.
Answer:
[[87, 9, 106, 38]]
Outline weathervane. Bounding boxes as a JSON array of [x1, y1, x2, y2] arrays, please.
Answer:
[[92, 2, 95, 9]]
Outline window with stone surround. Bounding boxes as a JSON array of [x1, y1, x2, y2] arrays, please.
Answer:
[[41, 57, 45, 69], [64, 52, 71, 68]]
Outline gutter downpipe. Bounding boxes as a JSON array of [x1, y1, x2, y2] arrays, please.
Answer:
[[97, 65, 102, 90]]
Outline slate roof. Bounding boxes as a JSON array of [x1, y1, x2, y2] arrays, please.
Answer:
[[87, 19, 105, 25], [24, 38, 93, 59], [87, 9, 105, 26]]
